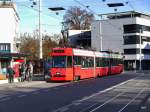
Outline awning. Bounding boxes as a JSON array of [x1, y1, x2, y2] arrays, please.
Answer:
[[15, 59, 25, 63]]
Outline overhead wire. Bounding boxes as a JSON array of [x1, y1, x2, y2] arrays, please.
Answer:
[[73, 0, 123, 31], [15, 1, 61, 20]]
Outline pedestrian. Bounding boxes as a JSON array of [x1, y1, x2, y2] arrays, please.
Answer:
[[18, 64, 22, 82], [25, 64, 29, 81], [29, 62, 33, 81], [21, 63, 26, 82], [7, 65, 15, 83]]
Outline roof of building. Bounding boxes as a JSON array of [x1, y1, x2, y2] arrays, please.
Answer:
[[98, 11, 150, 20], [0, 1, 20, 20]]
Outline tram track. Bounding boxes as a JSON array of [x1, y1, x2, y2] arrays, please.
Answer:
[[79, 79, 146, 112], [53, 74, 150, 112]]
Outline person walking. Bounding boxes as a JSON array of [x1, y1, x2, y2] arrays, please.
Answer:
[[7, 65, 15, 83], [29, 62, 33, 81], [21, 63, 26, 82]]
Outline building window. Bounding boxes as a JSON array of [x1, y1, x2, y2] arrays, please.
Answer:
[[142, 36, 150, 42], [124, 35, 140, 44], [0, 43, 10, 52], [142, 49, 150, 54], [124, 24, 150, 33], [124, 24, 141, 33], [124, 49, 140, 54]]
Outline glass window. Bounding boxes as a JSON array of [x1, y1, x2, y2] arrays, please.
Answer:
[[124, 49, 140, 54], [96, 58, 100, 67], [67, 56, 72, 68], [124, 24, 141, 33], [142, 49, 150, 54], [124, 35, 140, 45], [74, 56, 81, 65], [82, 57, 94, 68], [52, 56, 66, 68]]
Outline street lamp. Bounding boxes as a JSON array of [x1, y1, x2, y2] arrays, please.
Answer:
[[107, 3, 124, 18], [48, 7, 66, 46], [48, 7, 65, 15], [39, 0, 42, 59], [30, 0, 42, 59]]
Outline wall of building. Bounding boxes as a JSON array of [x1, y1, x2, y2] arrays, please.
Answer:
[[0, 3, 20, 80], [0, 4, 19, 53], [91, 18, 136, 52]]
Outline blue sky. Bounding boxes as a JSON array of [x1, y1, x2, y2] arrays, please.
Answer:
[[14, 0, 150, 35]]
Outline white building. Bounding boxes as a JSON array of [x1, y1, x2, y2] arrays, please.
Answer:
[[91, 11, 150, 70], [0, 1, 20, 53], [68, 30, 91, 48], [0, 1, 20, 79]]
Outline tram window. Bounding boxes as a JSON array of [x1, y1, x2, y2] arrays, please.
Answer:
[[96, 58, 99, 67], [105, 58, 109, 66], [82, 57, 94, 68], [74, 56, 81, 65], [67, 56, 72, 68], [100, 58, 105, 67], [88, 57, 94, 67], [53, 56, 66, 68]]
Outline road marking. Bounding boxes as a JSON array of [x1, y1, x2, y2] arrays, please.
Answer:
[[118, 88, 145, 112], [18, 94, 27, 98], [32, 91, 40, 94], [43, 89, 49, 92], [59, 107, 69, 112], [0, 95, 9, 99], [78, 77, 138, 103], [141, 106, 147, 110], [53, 75, 143, 112], [0, 97, 11, 102], [84, 92, 124, 112]]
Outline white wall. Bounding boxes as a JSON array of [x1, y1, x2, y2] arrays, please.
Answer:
[[0, 5, 19, 53], [91, 18, 136, 53]]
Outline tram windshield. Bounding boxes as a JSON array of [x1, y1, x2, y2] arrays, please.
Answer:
[[52, 56, 66, 68]]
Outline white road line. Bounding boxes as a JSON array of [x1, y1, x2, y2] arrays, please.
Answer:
[[117, 88, 145, 112], [59, 107, 69, 112], [32, 91, 40, 94], [53, 75, 143, 112], [0, 97, 11, 102], [52, 103, 74, 112], [85, 92, 124, 112], [43, 89, 49, 92], [18, 94, 27, 98], [0, 95, 9, 99], [78, 77, 137, 103]]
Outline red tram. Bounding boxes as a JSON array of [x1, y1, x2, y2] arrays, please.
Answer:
[[46, 47, 123, 81]]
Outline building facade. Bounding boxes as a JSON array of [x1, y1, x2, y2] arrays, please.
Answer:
[[91, 11, 150, 70], [68, 30, 91, 48], [0, 1, 21, 80]]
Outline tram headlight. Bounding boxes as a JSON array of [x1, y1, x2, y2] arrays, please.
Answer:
[[56, 72, 61, 76]]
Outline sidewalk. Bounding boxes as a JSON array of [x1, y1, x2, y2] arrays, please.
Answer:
[[0, 80, 46, 88], [0, 74, 45, 86]]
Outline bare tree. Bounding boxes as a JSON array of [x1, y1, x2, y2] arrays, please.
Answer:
[[63, 6, 94, 30], [20, 33, 58, 60], [42, 34, 58, 59], [20, 33, 39, 60]]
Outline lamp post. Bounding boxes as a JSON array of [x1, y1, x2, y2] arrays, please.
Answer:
[[48, 7, 65, 46], [139, 29, 142, 71], [30, 0, 42, 59], [39, 0, 42, 59]]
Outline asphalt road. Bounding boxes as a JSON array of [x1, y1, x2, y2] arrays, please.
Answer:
[[0, 72, 149, 112]]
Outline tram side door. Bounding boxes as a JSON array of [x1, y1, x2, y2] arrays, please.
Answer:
[[66, 56, 74, 80]]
